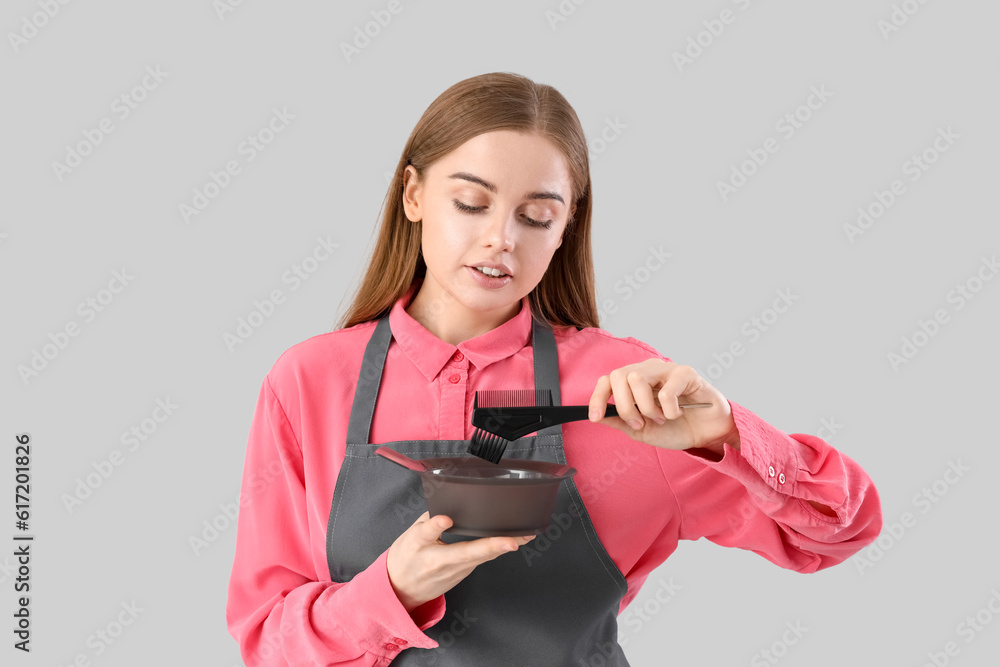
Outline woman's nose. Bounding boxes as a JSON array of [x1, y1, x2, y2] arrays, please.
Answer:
[[482, 209, 517, 251]]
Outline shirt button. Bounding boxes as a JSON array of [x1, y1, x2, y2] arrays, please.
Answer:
[[385, 642, 399, 651], [452, 351, 464, 362], [778, 472, 785, 484], [768, 465, 775, 478], [392, 637, 408, 645], [448, 374, 460, 384]]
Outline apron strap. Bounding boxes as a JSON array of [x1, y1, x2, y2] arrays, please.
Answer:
[[346, 308, 562, 444], [531, 314, 562, 435]]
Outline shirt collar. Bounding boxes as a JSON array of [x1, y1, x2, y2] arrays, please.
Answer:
[[388, 279, 534, 381]]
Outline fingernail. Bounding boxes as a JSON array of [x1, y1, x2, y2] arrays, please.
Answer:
[[589, 409, 597, 421], [629, 419, 643, 430], [654, 416, 666, 424], [504, 544, 517, 552]]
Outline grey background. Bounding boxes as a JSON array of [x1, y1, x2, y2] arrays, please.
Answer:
[[2, 0, 998, 665]]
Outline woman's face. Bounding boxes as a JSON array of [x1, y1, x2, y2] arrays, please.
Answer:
[[402, 130, 576, 337]]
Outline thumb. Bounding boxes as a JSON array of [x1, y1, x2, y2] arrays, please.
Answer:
[[598, 414, 630, 432], [421, 513, 453, 541]]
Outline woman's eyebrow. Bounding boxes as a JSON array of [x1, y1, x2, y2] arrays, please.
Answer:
[[447, 171, 565, 205]]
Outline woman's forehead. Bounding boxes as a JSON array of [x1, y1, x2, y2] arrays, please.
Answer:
[[430, 132, 573, 196]]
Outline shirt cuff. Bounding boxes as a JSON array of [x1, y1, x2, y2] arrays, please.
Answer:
[[681, 399, 802, 499], [329, 549, 447, 659]]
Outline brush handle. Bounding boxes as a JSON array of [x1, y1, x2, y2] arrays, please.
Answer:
[[472, 403, 713, 440], [374, 446, 431, 472]]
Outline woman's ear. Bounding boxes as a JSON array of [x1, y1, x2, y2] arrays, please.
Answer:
[[401, 166, 422, 223]]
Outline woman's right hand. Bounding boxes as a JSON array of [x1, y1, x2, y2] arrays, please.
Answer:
[[386, 511, 536, 612]]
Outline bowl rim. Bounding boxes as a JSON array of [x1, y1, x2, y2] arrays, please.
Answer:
[[414, 455, 577, 483]]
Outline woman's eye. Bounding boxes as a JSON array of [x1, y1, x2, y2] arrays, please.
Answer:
[[452, 200, 552, 230], [525, 216, 553, 229], [452, 200, 483, 213]]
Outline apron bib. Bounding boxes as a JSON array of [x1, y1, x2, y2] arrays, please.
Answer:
[[326, 313, 630, 666]]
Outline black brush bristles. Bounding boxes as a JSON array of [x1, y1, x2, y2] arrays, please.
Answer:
[[469, 427, 508, 465], [468, 389, 551, 464]]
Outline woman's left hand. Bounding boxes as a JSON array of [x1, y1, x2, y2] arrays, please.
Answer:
[[588, 359, 740, 454]]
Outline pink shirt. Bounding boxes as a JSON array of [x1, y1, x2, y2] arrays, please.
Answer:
[[226, 282, 883, 666]]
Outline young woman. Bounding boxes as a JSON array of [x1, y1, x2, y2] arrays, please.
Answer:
[[226, 72, 882, 666]]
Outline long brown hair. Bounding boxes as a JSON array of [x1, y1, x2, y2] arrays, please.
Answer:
[[333, 71, 598, 333]]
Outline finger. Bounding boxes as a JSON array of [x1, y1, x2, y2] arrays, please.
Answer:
[[589, 375, 612, 421], [409, 510, 432, 531], [419, 513, 453, 543], [626, 369, 665, 424], [489, 536, 526, 555], [608, 368, 642, 429], [500, 535, 536, 551], [449, 536, 520, 563], [657, 365, 703, 419]]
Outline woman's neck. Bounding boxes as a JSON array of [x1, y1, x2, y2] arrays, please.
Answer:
[[405, 285, 522, 346]]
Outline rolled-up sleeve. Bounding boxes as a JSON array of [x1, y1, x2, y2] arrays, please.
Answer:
[[226, 376, 447, 666], [659, 399, 883, 573]]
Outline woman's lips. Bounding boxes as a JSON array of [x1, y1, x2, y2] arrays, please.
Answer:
[[466, 265, 512, 288]]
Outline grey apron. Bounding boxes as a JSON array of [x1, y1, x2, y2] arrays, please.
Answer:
[[326, 313, 630, 666]]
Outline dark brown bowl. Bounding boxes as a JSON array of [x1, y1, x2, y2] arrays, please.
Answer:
[[375, 447, 576, 537]]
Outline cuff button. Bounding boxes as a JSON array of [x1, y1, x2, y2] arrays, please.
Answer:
[[778, 472, 785, 484], [768, 465, 775, 477]]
